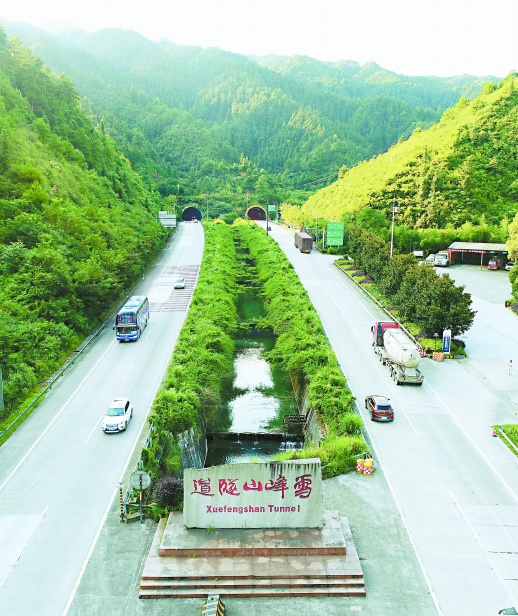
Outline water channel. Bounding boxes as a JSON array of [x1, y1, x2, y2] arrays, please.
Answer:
[[205, 282, 302, 466]]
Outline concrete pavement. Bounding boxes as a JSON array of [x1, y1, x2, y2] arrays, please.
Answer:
[[67, 461, 437, 615]]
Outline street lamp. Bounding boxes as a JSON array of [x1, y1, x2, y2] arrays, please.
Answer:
[[433, 332, 439, 352]]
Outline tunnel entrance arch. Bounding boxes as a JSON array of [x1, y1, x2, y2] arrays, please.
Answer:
[[181, 206, 202, 221], [246, 205, 266, 221]]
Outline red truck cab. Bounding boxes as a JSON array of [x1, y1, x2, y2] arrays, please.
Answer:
[[372, 321, 399, 347]]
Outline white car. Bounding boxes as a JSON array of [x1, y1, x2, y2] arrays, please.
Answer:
[[174, 277, 186, 289], [505, 261, 515, 271], [102, 398, 133, 433]]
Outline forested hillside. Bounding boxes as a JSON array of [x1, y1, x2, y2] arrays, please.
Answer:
[[0, 29, 166, 416], [289, 76, 518, 242], [1, 22, 495, 215]]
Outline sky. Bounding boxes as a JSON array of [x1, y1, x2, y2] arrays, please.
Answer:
[[0, 0, 516, 78]]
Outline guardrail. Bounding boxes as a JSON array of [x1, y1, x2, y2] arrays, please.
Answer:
[[0, 323, 106, 441]]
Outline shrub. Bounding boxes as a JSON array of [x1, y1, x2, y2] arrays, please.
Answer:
[[154, 475, 184, 509]]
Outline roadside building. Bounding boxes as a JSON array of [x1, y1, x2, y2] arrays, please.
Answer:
[[446, 242, 509, 267]]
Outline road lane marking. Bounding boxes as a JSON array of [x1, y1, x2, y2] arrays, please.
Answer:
[[397, 402, 419, 434], [0, 339, 117, 494], [450, 489, 517, 607], [85, 415, 104, 445], [427, 380, 518, 506], [63, 276, 194, 615], [122, 362, 133, 380]]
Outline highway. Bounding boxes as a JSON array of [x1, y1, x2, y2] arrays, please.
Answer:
[[267, 222, 518, 615], [0, 221, 204, 616], [2, 218, 518, 615]]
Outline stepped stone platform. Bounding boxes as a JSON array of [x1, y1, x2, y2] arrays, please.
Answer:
[[140, 510, 365, 599]]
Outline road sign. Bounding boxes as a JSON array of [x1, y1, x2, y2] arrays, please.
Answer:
[[326, 222, 344, 247], [130, 470, 151, 490], [442, 329, 451, 354]]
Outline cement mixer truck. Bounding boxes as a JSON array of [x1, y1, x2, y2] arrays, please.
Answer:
[[371, 321, 424, 385]]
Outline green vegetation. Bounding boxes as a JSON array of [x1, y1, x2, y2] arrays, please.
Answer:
[[3, 23, 493, 217], [336, 225, 475, 341], [495, 424, 518, 456], [146, 220, 365, 484], [146, 221, 239, 477], [233, 221, 365, 477], [0, 30, 166, 421]]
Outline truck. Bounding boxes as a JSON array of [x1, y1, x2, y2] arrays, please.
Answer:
[[371, 321, 424, 385], [294, 231, 313, 253], [434, 250, 450, 267]]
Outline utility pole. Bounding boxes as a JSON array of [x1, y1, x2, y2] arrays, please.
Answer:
[[390, 196, 398, 259]]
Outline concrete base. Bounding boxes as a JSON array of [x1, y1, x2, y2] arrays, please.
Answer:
[[140, 510, 365, 599]]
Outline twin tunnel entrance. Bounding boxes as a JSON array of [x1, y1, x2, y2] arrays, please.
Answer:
[[179, 206, 267, 222]]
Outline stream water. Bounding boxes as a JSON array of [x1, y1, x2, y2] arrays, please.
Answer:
[[205, 286, 301, 465]]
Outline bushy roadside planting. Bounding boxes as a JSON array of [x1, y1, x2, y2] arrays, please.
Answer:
[[146, 219, 367, 490], [232, 220, 366, 477], [145, 221, 240, 478], [337, 224, 475, 355]]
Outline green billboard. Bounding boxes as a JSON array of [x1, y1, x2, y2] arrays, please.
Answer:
[[326, 222, 344, 247]]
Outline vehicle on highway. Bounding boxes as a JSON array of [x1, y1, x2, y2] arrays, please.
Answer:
[[365, 394, 394, 421], [114, 295, 149, 342], [294, 231, 313, 253], [505, 261, 515, 271], [488, 257, 501, 270], [102, 398, 133, 433], [372, 321, 424, 385], [174, 277, 186, 289]]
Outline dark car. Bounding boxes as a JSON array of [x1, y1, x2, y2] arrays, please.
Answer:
[[365, 395, 394, 422]]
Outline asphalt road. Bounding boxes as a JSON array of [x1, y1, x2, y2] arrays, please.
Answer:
[[2, 221, 518, 616], [268, 223, 518, 615], [0, 221, 204, 616]]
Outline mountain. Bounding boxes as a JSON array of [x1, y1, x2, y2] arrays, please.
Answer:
[[300, 75, 518, 231], [0, 29, 166, 414], [0, 22, 498, 207]]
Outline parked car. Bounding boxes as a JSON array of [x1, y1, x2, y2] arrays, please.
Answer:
[[365, 395, 394, 422], [505, 261, 515, 271], [425, 254, 436, 265], [174, 277, 186, 289], [102, 398, 133, 433], [488, 257, 501, 270]]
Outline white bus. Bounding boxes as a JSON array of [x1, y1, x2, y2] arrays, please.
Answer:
[[115, 296, 150, 342]]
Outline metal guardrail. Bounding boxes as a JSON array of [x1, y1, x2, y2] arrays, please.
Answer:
[[0, 323, 106, 441]]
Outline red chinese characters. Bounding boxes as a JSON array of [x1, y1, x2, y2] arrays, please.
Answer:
[[191, 474, 312, 500]]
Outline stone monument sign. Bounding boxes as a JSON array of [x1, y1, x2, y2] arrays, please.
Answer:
[[184, 458, 323, 529]]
